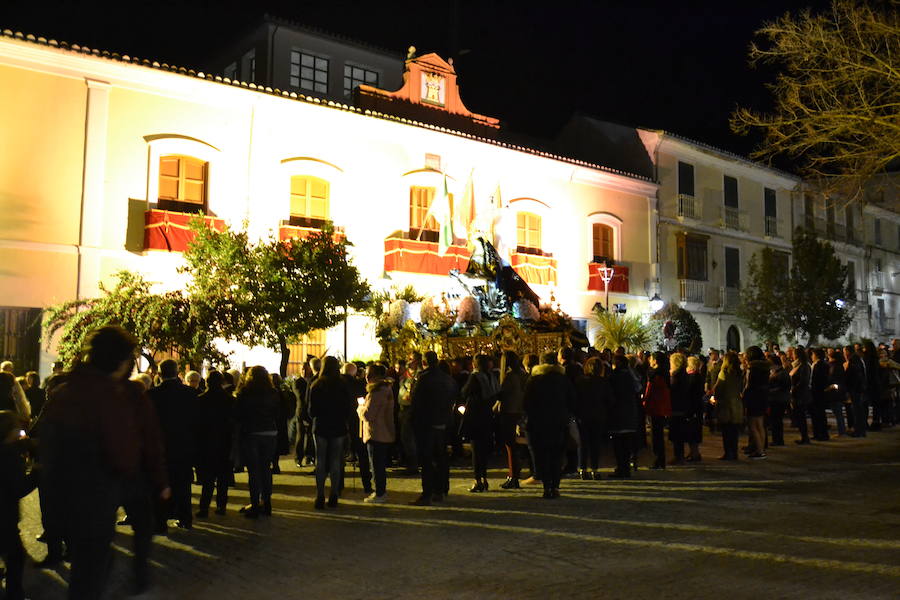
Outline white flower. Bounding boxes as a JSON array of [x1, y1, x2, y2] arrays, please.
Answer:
[[386, 299, 412, 328], [512, 299, 539, 320], [456, 296, 482, 324]]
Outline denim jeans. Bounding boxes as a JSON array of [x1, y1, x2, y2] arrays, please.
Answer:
[[367, 441, 390, 496], [829, 401, 847, 435], [241, 434, 277, 507], [315, 435, 345, 500]]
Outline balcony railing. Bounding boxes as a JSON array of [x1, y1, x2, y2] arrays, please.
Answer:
[[679, 279, 707, 304], [764, 215, 781, 238], [720, 206, 748, 231], [870, 271, 886, 294], [876, 315, 895, 335], [677, 194, 702, 220], [720, 286, 741, 313]]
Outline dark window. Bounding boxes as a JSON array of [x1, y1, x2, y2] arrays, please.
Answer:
[[678, 162, 694, 196], [773, 250, 790, 283], [826, 204, 835, 237], [724, 247, 740, 288], [677, 233, 708, 280], [846, 261, 856, 292], [343, 64, 378, 98], [845, 206, 855, 241], [875, 218, 882, 245], [804, 194, 815, 230], [724, 176, 739, 208], [0, 307, 42, 374], [764, 188, 776, 217], [291, 51, 328, 94]]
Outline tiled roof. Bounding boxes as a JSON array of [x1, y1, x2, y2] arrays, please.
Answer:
[[261, 14, 404, 59], [0, 28, 655, 185], [651, 129, 801, 182]]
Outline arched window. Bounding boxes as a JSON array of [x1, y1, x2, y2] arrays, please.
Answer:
[[726, 325, 741, 352], [592, 223, 613, 261], [158, 155, 207, 213], [289, 175, 330, 226], [516, 211, 542, 253]]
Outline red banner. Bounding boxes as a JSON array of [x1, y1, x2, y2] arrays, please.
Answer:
[[383, 238, 471, 276], [510, 252, 558, 286], [587, 263, 630, 293], [144, 209, 225, 252]]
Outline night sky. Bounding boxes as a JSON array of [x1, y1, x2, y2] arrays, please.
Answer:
[[2, 0, 834, 162]]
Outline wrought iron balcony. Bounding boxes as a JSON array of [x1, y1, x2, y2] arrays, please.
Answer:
[[679, 279, 707, 304], [677, 194, 702, 220], [720, 286, 741, 313], [870, 271, 886, 295], [764, 215, 781, 238], [720, 206, 748, 231]]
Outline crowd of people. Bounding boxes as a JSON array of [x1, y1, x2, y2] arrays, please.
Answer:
[[0, 326, 899, 599]]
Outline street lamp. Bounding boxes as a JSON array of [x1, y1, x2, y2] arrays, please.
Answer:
[[649, 293, 664, 313]]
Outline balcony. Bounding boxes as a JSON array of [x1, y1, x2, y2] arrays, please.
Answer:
[[279, 222, 344, 242], [720, 286, 741, 313], [587, 263, 630, 294], [720, 206, 748, 231], [679, 279, 707, 304], [677, 194, 702, 220], [870, 271, 886, 295], [143, 209, 225, 252], [383, 236, 471, 276], [876, 315, 895, 336], [764, 216, 782, 238], [510, 251, 558, 286]]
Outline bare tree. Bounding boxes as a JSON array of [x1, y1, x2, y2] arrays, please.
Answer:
[[731, 0, 900, 204]]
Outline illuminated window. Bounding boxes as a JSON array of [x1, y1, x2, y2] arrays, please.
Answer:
[[409, 186, 439, 242], [516, 212, 542, 253], [289, 176, 329, 225], [286, 330, 326, 377], [343, 64, 378, 98], [291, 51, 328, 94], [592, 223, 613, 261], [158, 155, 207, 212]]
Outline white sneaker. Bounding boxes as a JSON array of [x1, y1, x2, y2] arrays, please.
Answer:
[[364, 493, 387, 504]]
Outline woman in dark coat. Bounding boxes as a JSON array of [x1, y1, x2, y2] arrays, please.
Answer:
[[809, 348, 831, 441], [643, 352, 671, 470], [269, 373, 296, 474], [668, 353, 690, 465], [308, 356, 354, 509], [461, 355, 500, 492], [607, 355, 639, 478], [234, 366, 280, 518], [743, 346, 770, 458], [574, 357, 610, 480], [790, 347, 812, 444], [0, 410, 38, 600], [195, 371, 234, 517], [768, 355, 791, 446], [826, 348, 847, 436], [498, 351, 527, 489]]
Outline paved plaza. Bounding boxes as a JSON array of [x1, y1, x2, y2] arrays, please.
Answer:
[[13, 427, 900, 599]]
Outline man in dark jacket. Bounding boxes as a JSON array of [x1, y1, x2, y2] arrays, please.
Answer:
[[607, 355, 639, 478], [524, 352, 575, 498], [148, 359, 199, 531], [38, 326, 147, 600], [409, 351, 458, 505], [843, 346, 867, 437]]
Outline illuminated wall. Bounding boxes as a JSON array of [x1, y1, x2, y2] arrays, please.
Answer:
[[0, 35, 658, 372]]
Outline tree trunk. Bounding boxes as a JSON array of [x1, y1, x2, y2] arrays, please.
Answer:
[[279, 336, 290, 378]]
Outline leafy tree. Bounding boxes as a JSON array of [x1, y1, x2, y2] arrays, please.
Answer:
[[182, 222, 370, 376], [591, 309, 651, 352], [785, 230, 853, 344], [737, 247, 790, 343], [731, 0, 900, 203], [649, 303, 703, 353], [43, 270, 224, 369], [739, 230, 852, 344]]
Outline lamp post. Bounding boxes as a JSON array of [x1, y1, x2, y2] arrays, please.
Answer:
[[598, 264, 616, 311], [649, 293, 664, 313]]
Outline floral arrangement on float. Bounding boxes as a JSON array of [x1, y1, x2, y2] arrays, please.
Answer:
[[369, 283, 573, 363]]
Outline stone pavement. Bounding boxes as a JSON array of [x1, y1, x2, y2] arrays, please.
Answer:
[[10, 426, 900, 599]]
